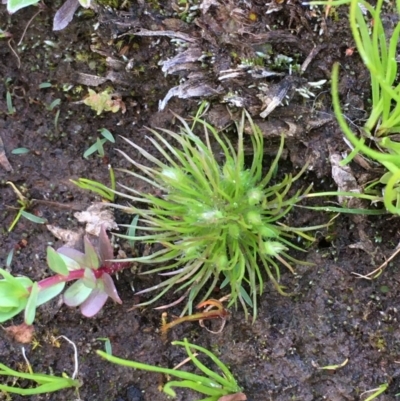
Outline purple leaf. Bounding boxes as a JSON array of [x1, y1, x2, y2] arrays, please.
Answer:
[[57, 247, 86, 267], [80, 288, 108, 317], [102, 273, 122, 304], [53, 0, 80, 31], [98, 225, 113, 266]]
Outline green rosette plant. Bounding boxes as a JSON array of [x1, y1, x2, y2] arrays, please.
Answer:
[[112, 103, 327, 320]]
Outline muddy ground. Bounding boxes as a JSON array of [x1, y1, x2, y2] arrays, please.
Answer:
[[1, 0, 400, 400]]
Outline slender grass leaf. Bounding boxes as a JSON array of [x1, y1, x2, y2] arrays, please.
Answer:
[[99, 128, 115, 143], [24, 282, 39, 325], [21, 211, 47, 224]]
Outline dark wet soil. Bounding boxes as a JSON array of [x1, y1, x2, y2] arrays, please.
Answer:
[[1, 1, 400, 400]]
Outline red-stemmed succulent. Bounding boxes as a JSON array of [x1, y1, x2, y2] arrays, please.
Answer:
[[0, 226, 130, 325]]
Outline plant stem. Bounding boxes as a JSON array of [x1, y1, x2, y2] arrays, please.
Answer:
[[36, 262, 130, 291]]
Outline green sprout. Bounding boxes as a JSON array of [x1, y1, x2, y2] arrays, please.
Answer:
[[310, 0, 400, 214], [71, 165, 116, 201], [6, 182, 47, 232], [361, 382, 388, 401], [97, 338, 244, 401], [83, 128, 115, 159], [112, 103, 327, 319]]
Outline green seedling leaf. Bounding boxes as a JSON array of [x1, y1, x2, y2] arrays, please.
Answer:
[[84, 237, 100, 269], [83, 138, 107, 159], [363, 383, 389, 401], [39, 82, 52, 89], [47, 98, 61, 111], [99, 128, 115, 143], [96, 137, 105, 157], [126, 215, 139, 248], [47, 247, 69, 275], [5, 248, 14, 268], [11, 147, 30, 154], [82, 268, 97, 289], [6, 91, 15, 114], [70, 177, 114, 201], [7, 0, 39, 12], [63, 279, 92, 306], [0, 282, 21, 307], [36, 282, 65, 306], [21, 210, 47, 224], [58, 252, 81, 271], [78, 0, 90, 6], [97, 337, 112, 355], [24, 282, 39, 325]]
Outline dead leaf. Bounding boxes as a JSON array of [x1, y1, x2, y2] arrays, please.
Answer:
[[74, 203, 118, 236], [0, 134, 13, 172], [47, 225, 83, 248], [53, 0, 80, 31], [4, 323, 34, 343], [218, 393, 247, 401], [330, 152, 361, 204]]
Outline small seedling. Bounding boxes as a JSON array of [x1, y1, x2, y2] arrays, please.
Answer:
[[0, 226, 131, 324], [5, 79, 16, 115], [360, 383, 388, 401], [6, 182, 47, 232], [83, 128, 115, 159], [71, 165, 116, 201], [97, 338, 245, 401]]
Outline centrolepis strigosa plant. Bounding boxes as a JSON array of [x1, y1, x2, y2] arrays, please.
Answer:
[[0, 226, 129, 325], [112, 103, 328, 320]]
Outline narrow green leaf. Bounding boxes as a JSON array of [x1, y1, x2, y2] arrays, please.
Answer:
[[96, 137, 105, 157], [5, 248, 14, 268], [48, 99, 61, 110], [6, 91, 15, 114], [126, 215, 139, 248], [36, 282, 65, 306], [84, 138, 107, 159], [63, 280, 92, 306], [84, 237, 100, 269], [21, 211, 47, 224], [46, 247, 69, 275], [24, 282, 39, 325], [99, 128, 115, 143]]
